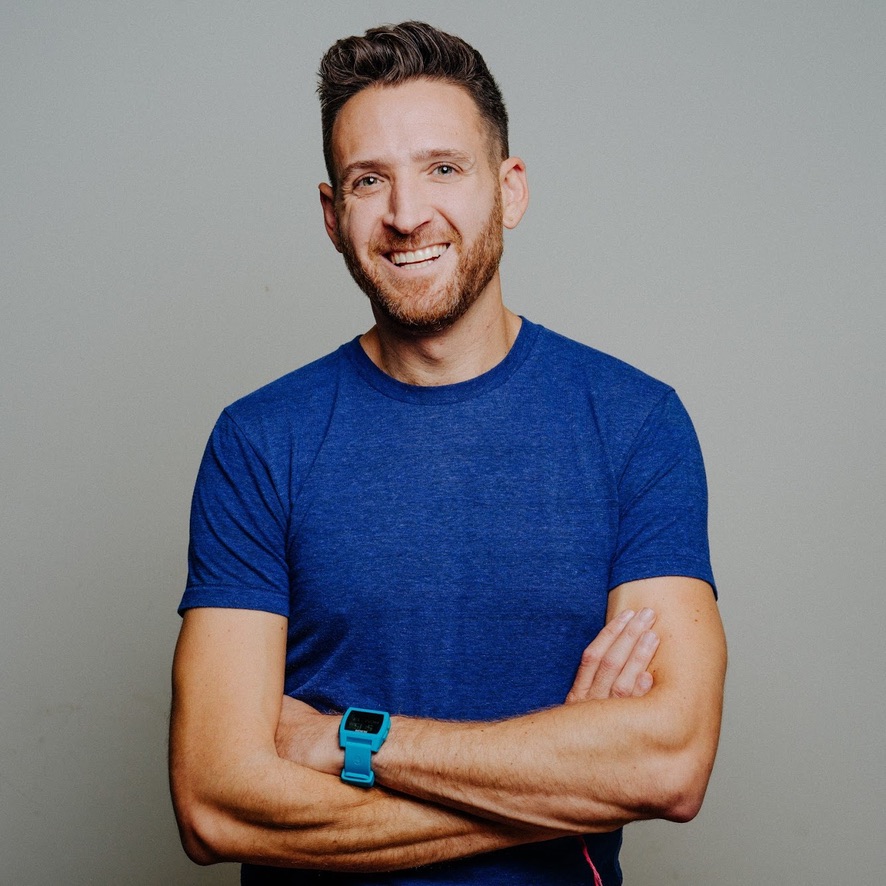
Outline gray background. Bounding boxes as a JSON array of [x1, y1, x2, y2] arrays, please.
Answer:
[[3, 1, 884, 883]]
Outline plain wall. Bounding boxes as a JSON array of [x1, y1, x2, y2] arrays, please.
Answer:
[[2, 2, 883, 883]]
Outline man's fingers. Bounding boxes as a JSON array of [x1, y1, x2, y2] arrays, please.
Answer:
[[609, 630, 659, 699], [566, 608, 658, 703], [633, 670, 654, 697], [565, 609, 634, 702]]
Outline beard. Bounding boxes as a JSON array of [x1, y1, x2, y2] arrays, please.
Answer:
[[338, 195, 504, 335]]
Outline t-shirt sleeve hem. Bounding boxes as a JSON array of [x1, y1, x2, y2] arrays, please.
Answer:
[[177, 586, 289, 618], [609, 558, 717, 598]]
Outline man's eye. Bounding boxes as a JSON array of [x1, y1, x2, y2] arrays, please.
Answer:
[[354, 175, 379, 188], [435, 164, 456, 176]]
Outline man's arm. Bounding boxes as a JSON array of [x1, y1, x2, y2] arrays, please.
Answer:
[[279, 576, 726, 834], [170, 603, 660, 869], [171, 608, 567, 870]]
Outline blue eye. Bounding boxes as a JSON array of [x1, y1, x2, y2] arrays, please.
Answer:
[[355, 175, 379, 188], [435, 165, 455, 175]]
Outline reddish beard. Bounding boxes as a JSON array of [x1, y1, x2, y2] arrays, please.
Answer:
[[338, 196, 504, 335]]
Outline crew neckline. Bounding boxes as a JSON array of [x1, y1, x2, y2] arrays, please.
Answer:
[[343, 317, 540, 405]]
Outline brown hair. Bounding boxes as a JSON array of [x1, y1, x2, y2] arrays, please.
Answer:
[[318, 21, 509, 186]]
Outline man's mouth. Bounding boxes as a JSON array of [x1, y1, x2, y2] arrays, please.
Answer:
[[387, 244, 449, 267]]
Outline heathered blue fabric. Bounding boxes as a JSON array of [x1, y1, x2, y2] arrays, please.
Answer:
[[181, 318, 715, 885]]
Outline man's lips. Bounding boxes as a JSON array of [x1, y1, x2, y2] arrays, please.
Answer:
[[386, 243, 450, 267]]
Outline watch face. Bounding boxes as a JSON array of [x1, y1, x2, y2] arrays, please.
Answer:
[[345, 709, 385, 734]]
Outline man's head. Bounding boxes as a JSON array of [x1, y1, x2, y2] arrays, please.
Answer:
[[318, 21, 509, 189], [316, 23, 527, 336]]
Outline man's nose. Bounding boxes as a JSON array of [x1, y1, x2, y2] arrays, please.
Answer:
[[383, 179, 433, 235]]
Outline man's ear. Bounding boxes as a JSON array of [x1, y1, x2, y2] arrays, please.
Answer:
[[319, 182, 341, 252], [498, 157, 529, 230]]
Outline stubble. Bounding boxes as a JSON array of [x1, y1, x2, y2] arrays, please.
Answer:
[[338, 195, 504, 335]]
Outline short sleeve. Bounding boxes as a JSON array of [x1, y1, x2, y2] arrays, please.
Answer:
[[609, 390, 716, 595], [179, 410, 290, 616]]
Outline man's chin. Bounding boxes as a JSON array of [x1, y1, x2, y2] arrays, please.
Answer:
[[368, 293, 473, 337]]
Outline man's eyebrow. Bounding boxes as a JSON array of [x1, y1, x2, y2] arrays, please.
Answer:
[[339, 159, 383, 183], [412, 148, 475, 166]]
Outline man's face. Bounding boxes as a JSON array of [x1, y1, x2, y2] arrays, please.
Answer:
[[322, 79, 506, 334]]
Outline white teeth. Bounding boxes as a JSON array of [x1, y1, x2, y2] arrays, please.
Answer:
[[390, 244, 448, 266]]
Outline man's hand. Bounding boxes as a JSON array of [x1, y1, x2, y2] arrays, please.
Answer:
[[275, 608, 659, 772], [565, 607, 659, 704]]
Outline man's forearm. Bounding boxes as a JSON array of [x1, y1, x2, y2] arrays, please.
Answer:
[[372, 698, 687, 832], [172, 746, 560, 870]]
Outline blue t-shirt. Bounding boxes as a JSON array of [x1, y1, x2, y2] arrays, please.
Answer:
[[181, 318, 715, 885]]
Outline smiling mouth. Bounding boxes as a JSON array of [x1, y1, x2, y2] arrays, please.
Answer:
[[387, 244, 450, 267]]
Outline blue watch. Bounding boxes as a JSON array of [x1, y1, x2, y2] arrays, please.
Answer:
[[339, 707, 391, 787]]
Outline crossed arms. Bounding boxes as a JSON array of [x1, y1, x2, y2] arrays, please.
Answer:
[[170, 575, 726, 871]]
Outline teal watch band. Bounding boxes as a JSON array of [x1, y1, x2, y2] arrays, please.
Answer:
[[339, 707, 390, 787]]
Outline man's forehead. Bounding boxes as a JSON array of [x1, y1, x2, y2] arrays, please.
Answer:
[[330, 79, 489, 172]]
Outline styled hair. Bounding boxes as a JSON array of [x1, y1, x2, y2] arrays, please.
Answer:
[[318, 21, 509, 186]]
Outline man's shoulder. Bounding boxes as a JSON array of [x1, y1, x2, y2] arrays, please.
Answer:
[[221, 341, 353, 429], [532, 322, 674, 404]]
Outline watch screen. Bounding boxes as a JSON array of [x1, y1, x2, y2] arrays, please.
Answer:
[[345, 710, 385, 734]]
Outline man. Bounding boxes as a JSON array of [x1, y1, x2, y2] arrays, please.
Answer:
[[170, 21, 726, 885]]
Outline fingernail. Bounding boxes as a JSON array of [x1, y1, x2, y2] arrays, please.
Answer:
[[638, 608, 655, 624], [618, 609, 635, 623]]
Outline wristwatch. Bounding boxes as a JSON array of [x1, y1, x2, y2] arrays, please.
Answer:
[[339, 707, 391, 787]]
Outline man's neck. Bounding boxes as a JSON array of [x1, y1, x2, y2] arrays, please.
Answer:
[[360, 294, 522, 387]]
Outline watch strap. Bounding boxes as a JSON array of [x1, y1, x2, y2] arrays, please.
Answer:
[[341, 736, 376, 786]]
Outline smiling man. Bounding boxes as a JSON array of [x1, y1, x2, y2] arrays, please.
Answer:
[[170, 22, 726, 886], [326, 78, 512, 342]]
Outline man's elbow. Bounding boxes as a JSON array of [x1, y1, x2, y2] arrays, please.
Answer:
[[172, 790, 229, 865], [658, 772, 708, 824], [652, 743, 717, 824], [170, 769, 246, 866]]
